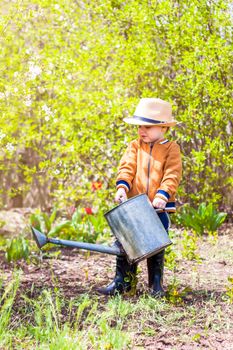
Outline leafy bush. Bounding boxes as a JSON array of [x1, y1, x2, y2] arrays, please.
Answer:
[[175, 203, 227, 235], [30, 207, 110, 243], [50, 208, 110, 243], [0, 0, 232, 212]]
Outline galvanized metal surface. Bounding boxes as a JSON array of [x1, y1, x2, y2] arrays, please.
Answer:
[[104, 194, 172, 263]]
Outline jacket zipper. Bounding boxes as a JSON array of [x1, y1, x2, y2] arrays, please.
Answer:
[[146, 142, 154, 195]]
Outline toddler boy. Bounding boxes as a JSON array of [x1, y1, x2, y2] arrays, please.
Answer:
[[98, 98, 182, 297]]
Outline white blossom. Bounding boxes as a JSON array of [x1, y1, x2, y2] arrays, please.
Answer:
[[24, 95, 32, 106], [53, 169, 60, 175], [42, 104, 54, 121], [6, 143, 14, 152], [0, 131, 6, 140], [28, 63, 42, 80]]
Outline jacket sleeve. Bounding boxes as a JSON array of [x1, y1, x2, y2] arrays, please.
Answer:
[[116, 140, 138, 192], [155, 142, 182, 201]]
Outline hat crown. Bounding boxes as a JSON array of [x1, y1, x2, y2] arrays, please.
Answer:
[[134, 98, 172, 122]]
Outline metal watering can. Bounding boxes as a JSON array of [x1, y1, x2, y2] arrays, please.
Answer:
[[32, 194, 172, 264]]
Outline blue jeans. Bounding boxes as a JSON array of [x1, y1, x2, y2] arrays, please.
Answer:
[[157, 211, 171, 233]]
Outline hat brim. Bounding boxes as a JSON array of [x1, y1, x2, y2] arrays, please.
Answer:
[[123, 117, 180, 127]]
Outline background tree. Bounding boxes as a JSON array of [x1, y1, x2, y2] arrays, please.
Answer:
[[0, 0, 232, 213]]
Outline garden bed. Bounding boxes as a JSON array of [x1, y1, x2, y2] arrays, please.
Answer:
[[1, 220, 233, 349]]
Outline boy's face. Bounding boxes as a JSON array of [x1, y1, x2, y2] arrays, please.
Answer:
[[138, 125, 167, 143]]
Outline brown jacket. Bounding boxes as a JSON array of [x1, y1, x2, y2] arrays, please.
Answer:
[[116, 138, 182, 212]]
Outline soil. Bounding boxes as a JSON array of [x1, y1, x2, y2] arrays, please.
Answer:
[[0, 210, 233, 350]]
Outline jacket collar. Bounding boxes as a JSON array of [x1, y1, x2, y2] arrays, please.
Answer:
[[159, 139, 169, 144], [139, 138, 169, 147], [150, 138, 169, 146]]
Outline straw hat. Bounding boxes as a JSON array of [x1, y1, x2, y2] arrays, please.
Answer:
[[123, 98, 179, 127]]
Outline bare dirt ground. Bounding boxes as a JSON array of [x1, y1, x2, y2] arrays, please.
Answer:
[[0, 212, 233, 350]]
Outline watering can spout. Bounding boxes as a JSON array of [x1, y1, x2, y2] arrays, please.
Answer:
[[31, 226, 124, 256], [31, 227, 48, 249]]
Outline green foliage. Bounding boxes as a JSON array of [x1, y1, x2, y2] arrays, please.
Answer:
[[223, 277, 233, 304], [48, 208, 104, 243], [0, 282, 132, 349], [164, 244, 179, 271], [166, 277, 192, 305], [124, 269, 139, 296], [0, 0, 232, 211], [30, 206, 57, 234], [174, 203, 227, 235], [5, 236, 30, 263], [0, 273, 20, 339], [30, 206, 110, 243], [0, 274, 232, 349], [181, 230, 201, 262]]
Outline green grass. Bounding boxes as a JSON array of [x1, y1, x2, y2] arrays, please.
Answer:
[[1, 226, 232, 349], [1, 274, 232, 350]]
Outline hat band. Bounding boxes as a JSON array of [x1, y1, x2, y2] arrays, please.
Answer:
[[133, 115, 166, 124]]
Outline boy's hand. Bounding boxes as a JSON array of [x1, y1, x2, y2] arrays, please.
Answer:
[[152, 197, 167, 209], [115, 188, 127, 203]]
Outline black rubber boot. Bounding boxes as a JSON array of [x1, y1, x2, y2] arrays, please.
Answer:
[[97, 255, 138, 296], [147, 250, 166, 298]]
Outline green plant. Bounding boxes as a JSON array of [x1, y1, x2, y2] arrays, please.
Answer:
[[0, 273, 20, 342], [164, 245, 179, 271], [47, 208, 103, 243], [124, 269, 139, 296], [30, 205, 110, 245], [181, 230, 201, 262], [223, 277, 233, 304], [176, 203, 227, 235], [47, 207, 82, 238], [30, 207, 58, 235], [5, 236, 30, 263], [166, 277, 192, 305]]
